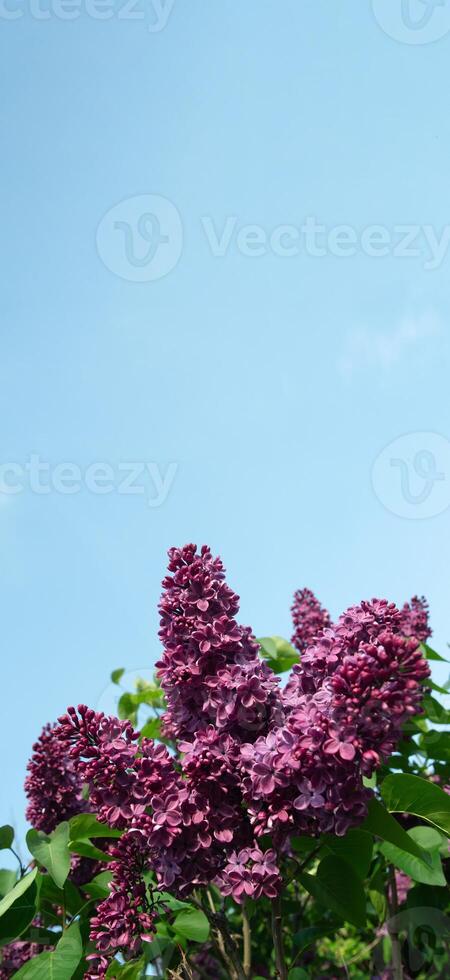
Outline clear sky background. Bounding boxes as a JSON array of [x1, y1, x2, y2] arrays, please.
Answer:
[[2, 0, 450, 861]]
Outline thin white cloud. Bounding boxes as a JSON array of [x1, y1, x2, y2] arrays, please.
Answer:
[[338, 312, 443, 379]]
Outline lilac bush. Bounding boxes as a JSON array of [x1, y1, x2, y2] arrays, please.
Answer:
[[4, 543, 444, 980]]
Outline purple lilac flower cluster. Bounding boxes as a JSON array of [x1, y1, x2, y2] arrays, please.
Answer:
[[87, 831, 156, 977], [0, 939, 44, 980], [399, 595, 431, 644], [216, 847, 281, 903], [24, 720, 107, 892], [28, 545, 430, 975], [24, 723, 85, 832], [56, 705, 247, 897], [241, 599, 430, 839], [156, 544, 283, 741], [291, 587, 332, 654]]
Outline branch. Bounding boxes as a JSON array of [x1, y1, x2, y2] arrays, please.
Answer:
[[271, 894, 287, 980], [388, 865, 403, 980], [242, 901, 252, 977]]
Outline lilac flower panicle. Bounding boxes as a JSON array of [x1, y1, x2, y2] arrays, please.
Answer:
[[89, 832, 156, 961], [24, 723, 85, 833], [242, 598, 430, 840], [157, 544, 283, 741], [0, 939, 46, 980], [56, 705, 177, 828], [399, 595, 431, 644], [291, 587, 332, 655]]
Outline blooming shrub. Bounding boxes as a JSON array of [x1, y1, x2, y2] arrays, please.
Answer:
[[0, 544, 448, 980]]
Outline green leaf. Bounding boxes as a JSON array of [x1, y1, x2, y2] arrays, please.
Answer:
[[406, 883, 449, 911], [291, 836, 321, 855], [298, 855, 366, 928], [0, 870, 17, 898], [427, 679, 450, 696], [0, 827, 14, 851], [139, 718, 162, 741], [422, 695, 450, 725], [257, 636, 300, 673], [117, 692, 138, 724], [0, 870, 37, 945], [368, 866, 388, 922], [107, 959, 145, 979], [37, 874, 83, 918], [81, 871, 113, 900], [420, 643, 448, 663], [26, 824, 71, 889], [111, 668, 125, 684], [69, 814, 121, 841], [0, 869, 37, 920], [69, 840, 113, 862], [380, 826, 446, 886], [154, 891, 191, 912], [419, 731, 450, 762], [293, 924, 336, 952], [173, 908, 210, 943], [360, 796, 432, 862], [288, 971, 309, 980], [12, 921, 82, 979], [68, 814, 120, 863], [381, 773, 450, 836], [323, 829, 373, 879]]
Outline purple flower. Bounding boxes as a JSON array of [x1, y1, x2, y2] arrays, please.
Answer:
[[56, 706, 178, 828], [0, 935, 49, 980], [216, 847, 281, 903], [291, 587, 332, 655], [399, 595, 431, 644], [24, 723, 85, 832], [156, 544, 283, 741], [242, 598, 429, 840], [89, 831, 156, 968]]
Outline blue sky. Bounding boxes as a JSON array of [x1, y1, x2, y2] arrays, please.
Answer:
[[2, 0, 450, 860]]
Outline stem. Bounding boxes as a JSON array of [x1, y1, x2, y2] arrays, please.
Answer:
[[198, 891, 246, 980], [242, 901, 251, 977], [271, 895, 287, 980], [388, 865, 403, 980], [205, 890, 230, 972], [9, 847, 25, 877]]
